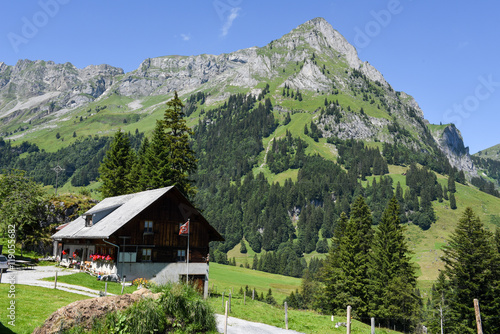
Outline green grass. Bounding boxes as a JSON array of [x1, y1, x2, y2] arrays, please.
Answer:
[[474, 143, 500, 160], [0, 284, 89, 334], [208, 263, 301, 304], [0, 238, 53, 264], [208, 291, 399, 334], [41, 272, 137, 295]]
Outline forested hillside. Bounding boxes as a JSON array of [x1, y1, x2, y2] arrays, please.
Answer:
[[1, 17, 500, 287]]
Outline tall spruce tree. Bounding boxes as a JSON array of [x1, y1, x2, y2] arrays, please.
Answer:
[[142, 92, 198, 198], [427, 271, 452, 334], [449, 192, 457, 210], [369, 197, 420, 331], [129, 136, 149, 192], [448, 173, 456, 193], [99, 129, 135, 197], [320, 197, 373, 317], [441, 207, 500, 333]]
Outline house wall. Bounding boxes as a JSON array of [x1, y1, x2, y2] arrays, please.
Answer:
[[115, 196, 209, 251], [112, 194, 210, 263], [58, 243, 96, 267], [119, 262, 209, 298], [54, 190, 219, 299]]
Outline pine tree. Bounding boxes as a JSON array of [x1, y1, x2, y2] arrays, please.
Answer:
[[99, 129, 135, 197], [427, 271, 452, 334], [320, 197, 373, 317], [441, 207, 500, 333], [142, 92, 198, 198], [369, 197, 420, 331], [495, 228, 500, 253], [240, 239, 247, 254], [448, 173, 456, 193], [252, 254, 258, 270], [449, 192, 457, 210], [129, 136, 149, 192]]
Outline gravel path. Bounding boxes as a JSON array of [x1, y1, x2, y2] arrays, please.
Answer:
[[3, 266, 304, 333], [215, 314, 305, 334], [1, 265, 105, 297]]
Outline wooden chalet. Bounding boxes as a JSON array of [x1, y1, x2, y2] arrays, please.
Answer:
[[51, 186, 223, 296]]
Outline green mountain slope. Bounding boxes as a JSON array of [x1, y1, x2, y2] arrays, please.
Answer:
[[219, 163, 500, 282], [1, 17, 498, 286], [475, 143, 500, 161]]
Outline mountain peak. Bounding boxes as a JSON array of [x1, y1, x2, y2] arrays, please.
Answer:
[[275, 17, 387, 85]]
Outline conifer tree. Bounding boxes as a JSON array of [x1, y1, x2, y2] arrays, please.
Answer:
[[129, 136, 149, 192], [448, 173, 456, 193], [320, 197, 373, 317], [427, 271, 452, 334], [142, 92, 198, 198], [369, 197, 420, 331], [99, 129, 135, 197], [441, 207, 500, 333], [252, 254, 258, 270], [449, 192, 457, 210], [495, 228, 500, 253], [240, 239, 247, 253]]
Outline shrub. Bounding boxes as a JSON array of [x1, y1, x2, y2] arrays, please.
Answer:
[[63, 283, 215, 333], [155, 283, 216, 333]]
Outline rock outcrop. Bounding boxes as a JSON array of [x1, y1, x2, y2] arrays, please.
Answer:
[[0, 17, 474, 177], [0, 60, 123, 120], [432, 124, 477, 177]]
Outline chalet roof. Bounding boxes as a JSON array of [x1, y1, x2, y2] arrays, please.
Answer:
[[52, 186, 224, 241]]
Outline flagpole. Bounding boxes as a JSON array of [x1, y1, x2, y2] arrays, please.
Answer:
[[186, 219, 190, 284]]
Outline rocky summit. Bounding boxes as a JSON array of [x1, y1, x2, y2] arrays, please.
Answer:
[[0, 17, 477, 176]]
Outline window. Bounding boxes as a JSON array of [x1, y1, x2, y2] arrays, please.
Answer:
[[142, 248, 152, 262], [85, 215, 93, 227], [144, 221, 153, 234], [177, 249, 186, 262]]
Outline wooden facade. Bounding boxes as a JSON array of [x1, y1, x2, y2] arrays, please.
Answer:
[[53, 187, 223, 275]]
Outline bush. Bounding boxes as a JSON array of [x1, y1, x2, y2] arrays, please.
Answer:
[[156, 283, 217, 333], [61, 283, 215, 334]]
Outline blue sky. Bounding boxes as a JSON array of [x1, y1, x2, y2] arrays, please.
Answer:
[[1, 0, 499, 153]]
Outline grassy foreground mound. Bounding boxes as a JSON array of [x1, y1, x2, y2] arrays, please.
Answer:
[[34, 283, 216, 334]]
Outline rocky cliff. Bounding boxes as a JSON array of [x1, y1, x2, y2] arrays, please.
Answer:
[[432, 124, 477, 177], [0, 60, 123, 122], [0, 17, 477, 176]]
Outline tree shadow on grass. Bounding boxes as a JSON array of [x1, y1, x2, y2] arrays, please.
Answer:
[[0, 321, 16, 334]]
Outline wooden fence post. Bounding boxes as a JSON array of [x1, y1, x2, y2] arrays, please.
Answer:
[[224, 300, 228, 334], [371, 317, 375, 334], [229, 292, 232, 313], [474, 298, 483, 334], [54, 271, 58, 289], [121, 277, 125, 295], [346, 305, 351, 334], [252, 288, 255, 300], [285, 301, 288, 330]]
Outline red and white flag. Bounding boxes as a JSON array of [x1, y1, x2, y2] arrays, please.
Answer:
[[179, 220, 189, 236]]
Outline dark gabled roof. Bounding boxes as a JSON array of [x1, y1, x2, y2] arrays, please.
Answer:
[[52, 186, 224, 242]]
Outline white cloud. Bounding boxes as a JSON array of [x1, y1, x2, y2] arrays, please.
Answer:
[[180, 33, 191, 41], [221, 7, 240, 37]]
